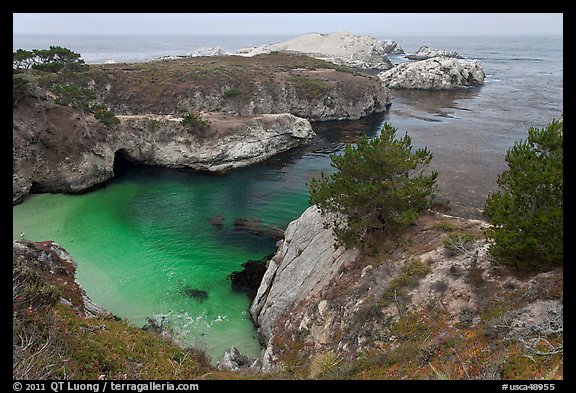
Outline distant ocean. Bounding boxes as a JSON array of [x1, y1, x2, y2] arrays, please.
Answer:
[[12, 33, 563, 218]]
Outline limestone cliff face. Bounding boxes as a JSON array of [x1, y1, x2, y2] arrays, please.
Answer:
[[12, 101, 314, 204]]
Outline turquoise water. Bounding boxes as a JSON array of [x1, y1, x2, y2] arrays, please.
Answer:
[[12, 165, 318, 360], [12, 119, 378, 360]]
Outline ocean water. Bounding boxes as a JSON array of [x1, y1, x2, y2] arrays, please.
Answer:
[[12, 34, 562, 360]]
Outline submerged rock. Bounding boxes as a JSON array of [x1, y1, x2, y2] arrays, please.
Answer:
[[405, 45, 462, 60], [180, 286, 208, 301], [207, 215, 225, 228], [233, 218, 285, 241], [237, 31, 396, 70], [228, 258, 269, 300], [378, 57, 485, 89]]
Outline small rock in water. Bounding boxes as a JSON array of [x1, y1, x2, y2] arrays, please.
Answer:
[[216, 346, 251, 371]]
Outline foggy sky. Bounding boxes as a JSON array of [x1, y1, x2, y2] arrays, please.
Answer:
[[13, 13, 563, 37]]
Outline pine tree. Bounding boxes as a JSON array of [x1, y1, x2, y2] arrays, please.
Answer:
[[308, 123, 438, 249], [483, 119, 563, 271]]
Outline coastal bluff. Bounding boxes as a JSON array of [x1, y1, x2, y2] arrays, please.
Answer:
[[13, 52, 391, 204], [247, 206, 562, 376]]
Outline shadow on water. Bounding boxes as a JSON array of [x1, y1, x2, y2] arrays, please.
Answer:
[[262, 112, 390, 168], [390, 88, 481, 119]]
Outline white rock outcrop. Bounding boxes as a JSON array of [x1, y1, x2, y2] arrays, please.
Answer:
[[191, 47, 227, 57], [237, 32, 398, 70], [405, 46, 462, 60], [378, 57, 485, 89]]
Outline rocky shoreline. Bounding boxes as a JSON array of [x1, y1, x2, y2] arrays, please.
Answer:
[[15, 32, 547, 379], [235, 206, 562, 376]]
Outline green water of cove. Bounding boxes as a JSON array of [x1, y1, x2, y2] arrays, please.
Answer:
[[12, 164, 318, 360], [12, 117, 386, 361]]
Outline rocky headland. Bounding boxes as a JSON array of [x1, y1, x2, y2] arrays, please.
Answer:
[[237, 32, 402, 71], [13, 52, 391, 204], [13, 103, 314, 203]]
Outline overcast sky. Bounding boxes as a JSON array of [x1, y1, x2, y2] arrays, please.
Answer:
[[13, 13, 563, 36]]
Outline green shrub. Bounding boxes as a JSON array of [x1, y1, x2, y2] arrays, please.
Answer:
[[180, 111, 210, 131], [91, 103, 120, 126], [223, 88, 242, 98], [308, 123, 438, 248], [483, 119, 563, 272]]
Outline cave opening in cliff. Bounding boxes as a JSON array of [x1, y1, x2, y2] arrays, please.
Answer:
[[113, 149, 138, 178]]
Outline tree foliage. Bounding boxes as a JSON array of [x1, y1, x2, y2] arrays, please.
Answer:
[[308, 123, 438, 248], [483, 119, 563, 272], [180, 111, 211, 131], [13, 46, 86, 73], [13, 46, 119, 129]]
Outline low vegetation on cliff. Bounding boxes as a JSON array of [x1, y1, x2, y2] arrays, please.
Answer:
[[13, 46, 119, 134], [13, 241, 214, 380]]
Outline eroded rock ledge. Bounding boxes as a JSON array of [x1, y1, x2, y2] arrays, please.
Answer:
[[12, 104, 314, 204]]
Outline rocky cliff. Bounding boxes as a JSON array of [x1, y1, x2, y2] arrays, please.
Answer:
[[13, 100, 314, 203], [378, 57, 485, 90], [91, 53, 391, 121], [14, 52, 391, 203], [13, 240, 217, 379], [236, 32, 399, 70], [248, 206, 563, 378]]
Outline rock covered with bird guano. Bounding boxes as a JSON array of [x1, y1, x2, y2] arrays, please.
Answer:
[[378, 56, 485, 89], [237, 32, 399, 70]]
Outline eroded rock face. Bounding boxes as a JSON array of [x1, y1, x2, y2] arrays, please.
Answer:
[[237, 32, 397, 70], [405, 46, 462, 60], [216, 346, 251, 371], [378, 57, 485, 89], [249, 206, 359, 349], [248, 208, 562, 374], [12, 104, 314, 203]]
